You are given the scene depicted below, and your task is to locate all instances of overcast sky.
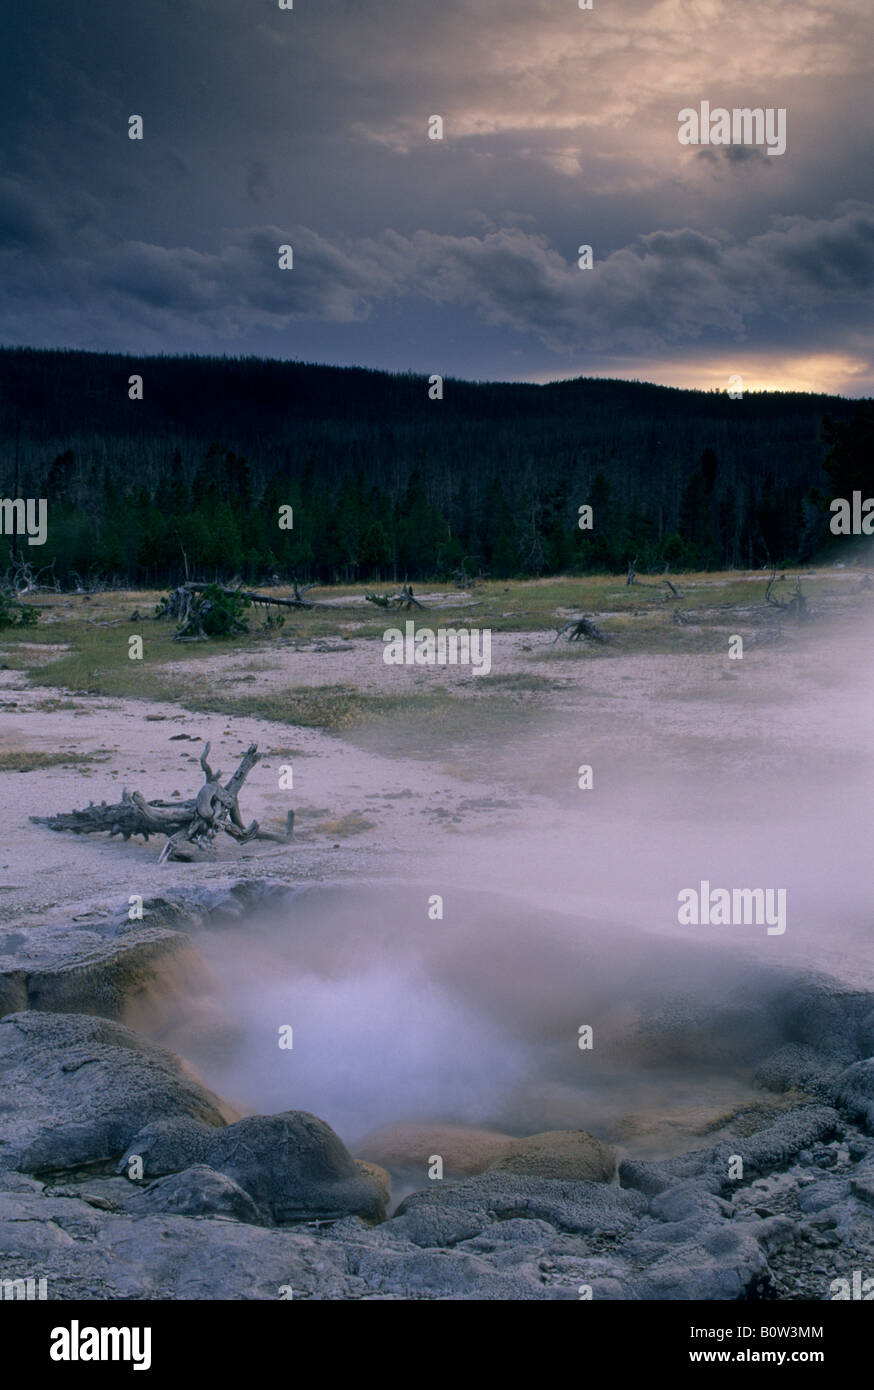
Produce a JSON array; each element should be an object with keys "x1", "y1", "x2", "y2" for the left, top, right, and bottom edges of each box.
[{"x1": 1, "y1": 0, "x2": 872, "y2": 393}]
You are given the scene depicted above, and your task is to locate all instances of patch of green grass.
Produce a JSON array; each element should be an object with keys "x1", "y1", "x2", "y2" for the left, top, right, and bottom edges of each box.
[
  {"x1": 7, "y1": 571, "x2": 849, "y2": 715},
  {"x1": 24, "y1": 621, "x2": 208, "y2": 696},
  {"x1": 185, "y1": 681, "x2": 534, "y2": 756},
  {"x1": 187, "y1": 684, "x2": 369, "y2": 730},
  {"x1": 0, "y1": 749, "x2": 113, "y2": 773}
]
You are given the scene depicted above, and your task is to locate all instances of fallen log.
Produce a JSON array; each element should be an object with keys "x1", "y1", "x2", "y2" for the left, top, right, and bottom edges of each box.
[
  {"x1": 156, "y1": 581, "x2": 318, "y2": 640},
  {"x1": 180, "y1": 582, "x2": 315, "y2": 610},
  {"x1": 365, "y1": 582, "x2": 424, "y2": 611},
  {"x1": 30, "y1": 741, "x2": 294, "y2": 863}
]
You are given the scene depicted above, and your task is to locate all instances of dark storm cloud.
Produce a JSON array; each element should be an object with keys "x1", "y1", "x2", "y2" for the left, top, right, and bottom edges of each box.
[
  {"x1": 698, "y1": 146, "x2": 769, "y2": 167},
  {"x1": 0, "y1": 0, "x2": 872, "y2": 390},
  {"x1": 356, "y1": 208, "x2": 874, "y2": 352},
  {"x1": 97, "y1": 226, "x2": 389, "y2": 326},
  {"x1": 0, "y1": 178, "x2": 56, "y2": 250},
  {"x1": 4, "y1": 207, "x2": 870, "y2": 362}
]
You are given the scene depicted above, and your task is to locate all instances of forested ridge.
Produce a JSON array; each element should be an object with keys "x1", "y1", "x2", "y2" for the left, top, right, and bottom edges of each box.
[{"x1": 0, "y1": 347, "x2": 871, "y2": 587}]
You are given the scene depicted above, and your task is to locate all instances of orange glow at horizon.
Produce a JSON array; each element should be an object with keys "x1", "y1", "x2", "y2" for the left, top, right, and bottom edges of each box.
[{"x1": 530, "y1": 353, "x2": 873, "y2": 397}]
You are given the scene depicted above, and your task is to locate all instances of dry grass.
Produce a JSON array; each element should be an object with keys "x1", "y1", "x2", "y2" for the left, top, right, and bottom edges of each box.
[{"x1": 311, "y1": 812, "x2": 377, "y2": 837}]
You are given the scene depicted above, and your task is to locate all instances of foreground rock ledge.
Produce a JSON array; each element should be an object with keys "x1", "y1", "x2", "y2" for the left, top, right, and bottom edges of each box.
[
  {"x1": 0, "y1": 1011, "x2": 229, "y2": 1174},
  {"x1": 3, "y1": 925, "x2": 874, "y2": 1297},
  {"x1": 0, "y1": 880, "x2": 290, "y2": 1022},
  {"x1": 0, "y1": 1011, "x2": 386, "y2": 1225}
]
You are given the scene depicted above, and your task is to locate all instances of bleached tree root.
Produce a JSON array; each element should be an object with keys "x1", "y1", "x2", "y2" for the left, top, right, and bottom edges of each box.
[{"x1": 31, "y1": 742, "x2": 294, "y2": 863}]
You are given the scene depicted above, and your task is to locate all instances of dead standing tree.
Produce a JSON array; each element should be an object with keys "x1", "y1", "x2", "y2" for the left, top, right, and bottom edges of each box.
[
  {"x1": 31, "y1": 742, "x2": 294, "y2": 863},
  {"x1": 626, "y1": 556, "x2": 683, "y2": 600},
  {"x1": 765, "y1": 568, "x2": 810, "y2": 622},
  {"x1": 4, "y1": 557, "x2": 60, "y2": 596}
]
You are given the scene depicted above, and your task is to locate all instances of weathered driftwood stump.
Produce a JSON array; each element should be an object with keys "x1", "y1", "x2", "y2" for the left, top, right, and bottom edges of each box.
[
  {"x1": 30, "y1": 742, "x2": 294, "y2": 863},
  {"x1": 554, "y1": 615, "x2": 613, "y2": 643}
]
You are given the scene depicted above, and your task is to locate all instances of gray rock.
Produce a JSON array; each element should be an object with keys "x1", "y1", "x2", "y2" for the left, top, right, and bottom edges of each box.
[
  {"x1": 623, "y1": 1105, "x2": 842, "y2": 1193},
  {"x1": 649, "y1": 1181, "x2": 731, "y2": 1225},
  {"x1": 394, "y1": 1172, "x2": 646, "y2": 1237},
  {"x1": 848, "y1": 1137, "x2": 874, "y2": 1161},
  {"x1": 745, "y1": 1215, "x2": 798, "y2": 1253},
  {"x1": 754, "y1": 1044, "x2": 847, "y2": 1102},
  {"x1": 858, "y1": 1011, "x2": 874, "y2": 1057},
  {"x1": 0, "y1": 1011, "x2": 228, "y2": 1174},
  {"x1": 0, "y1": 879, "x2": 292, "y2": 1023},
  {"x1": 0, "y1": 1174, "x2": 357, "y2": 1299},
  {"x1": 105, "y1": 880, "x2": 291, "y2": 932},
  {"x1": 341, "y1": 1242, "x2": 508, "y2": 1298},
  {"x1": 850, "y1": 1171, "x2": 874, "y2": 1208},
  {"x1": 121, "y1": 1111, "x2": 387, "y2": 1224},
  {"x1": 45, "y1": 1175, "x2": 150, "y2": 1214},
  {"x1": 139, "y1": 1165, "x2": 269, "y2": 1224},
  {"x1": 721, "y1": 1106, "x2": 843, "y2": 1179},
  {"x1": 388, "y1": 1202, "x2": 490, "y2": 1250},
  {"x1": 618, "y1": 1158, "x2": 675, "y2": 1196},
  {"x1": 631, "y1": 1223, "x2": 769, "y2": 1300},
  {"x1": 0, "y1": 1171, "x2": 44, "y2": 1195},
  {"x1": 0, "y1": 924, "x2": 190, "y2": 1020},
  {"x1": 797, "y1": 1178, "x2": 851, "y2": 1213},
  {"x1": 116, "y1": 1116, "x2": 215, "y2": 1174},
  {"x1": 834, "y1": 1060, "x2": 874, "y2": 1132},
  {"x1": 770, "y1": 977, "x2": 874, "y2": 1057},
  {"x1": 464, "y1": 1217, "x2": 556, "y2": 1245},
  {"x1": 0, "y1": 1168, "x2": 575, "y2": 1299},
  {"x1": 624, "y1": 1220, "x2": 714, "y2": 1254}
]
